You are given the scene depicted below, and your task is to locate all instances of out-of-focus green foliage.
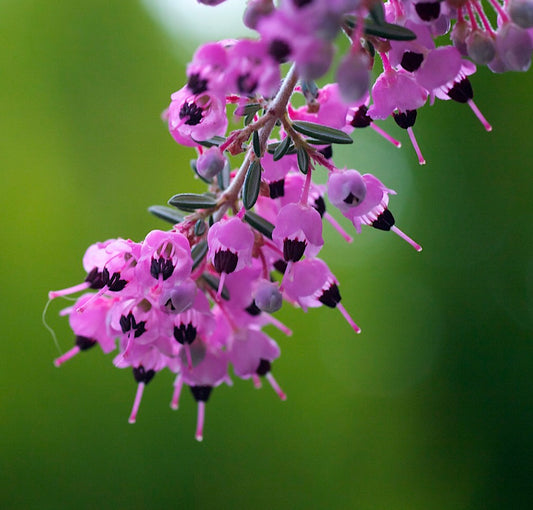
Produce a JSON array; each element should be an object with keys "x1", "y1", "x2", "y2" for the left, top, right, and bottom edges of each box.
[{"x1": 1, "y1": 2, "x2": 531, "y2": 509}]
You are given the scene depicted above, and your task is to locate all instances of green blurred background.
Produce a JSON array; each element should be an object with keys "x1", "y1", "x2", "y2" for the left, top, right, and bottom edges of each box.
[{"x1": 1, "y1": 1, "x2": 532, "y2": 508}]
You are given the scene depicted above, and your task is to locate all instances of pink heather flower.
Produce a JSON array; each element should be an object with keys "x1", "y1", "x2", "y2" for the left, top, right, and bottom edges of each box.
[
  {"x1": 272, "y1": 203, "x2": 324, "y2": 262},
  {"x1": 387, "y1": 21, "x2": 435, "y2": 70},
  {"x1": 53, "y1": 293, "x2": 117, "y2": 367},
  {"x1": 167, "y1": 86, "x2": 228, "y2": 147},
  {"x1": 282, "y1": 257, "x2": 360, "y2": 332},
  {"x1": 328, "y1": 170, "x2": 422, "y2": 251},
  {"x1": 207, "y1": 217, "x2": 255, "y2": 274},
  {"x1": 228, "y1": 328, "x2": 286, "y2": 399},
  {"x1": 113, "y1": 344, "x2": 169, "y2": 424},
  {"x1": 136, "y1": 230, "x2": 192, "y2": 289},
  {"x1": 226, "y1": 39, "x2": 281, "y2": 98},
  {"x1": 176, "y1": 340, "x2": 231, "y2": 441},
  {"x1": 186, "y1": 41, "x2": 229, "y2": 95},
  {"x1": 369, "y1": 68, "x2": 428, "y2": 120}
]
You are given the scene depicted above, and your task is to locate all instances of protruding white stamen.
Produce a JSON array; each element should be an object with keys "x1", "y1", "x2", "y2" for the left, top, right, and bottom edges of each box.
[
  {"x1": 54, "y1": 346, "x2": 81, "y2": 367},
  {"x1": 170, "y1": 375, "x2": 183, "y2": 410},
  {"x1": 467, "y1": 99, "x2": 492, "y2": 132},
  {"x1": 265, "y1": 314, "x2": 293, "y2": 337},
  {"x1": 195, "y1": 401, "x2": 206, "y2": 442},
  {"x1": 216, "y1": 272, "x2": 227, "y2": 300},
  {"x1": 48, "y1": 282, "x2": 91, "y2": 300},
  {"x1": 252, "y1": 374, "x2": 262, "y2": 389},
  {"x1": 407, "y1": 127, "x2": 426, "y2": 165},
  {"x1": 128, "y1": 382, "x2": 145, "y2": 424},
  {"x1": 370, "y1": 122, "x2": 402, "y2": 147},
  {"x1": 324, "y1": 212, "x2": 353, "y2": 243},
  {"x1": 266, "y1": 372, "x2": 287, "y2": 400},
  {"x1": 391, "y1": 226, "x2": 423, "y2": 252},
  {"x1": 337, "y1": 303, "x2": 361, "y2": 334}
]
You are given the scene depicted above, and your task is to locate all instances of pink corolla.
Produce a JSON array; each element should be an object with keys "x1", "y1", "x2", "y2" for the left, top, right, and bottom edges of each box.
[
  {"x1": 207, "y1": 216, "x2": 255, "y2": 296},
  {"x1": 175, "y1": 341, "x2": 231, "y2": 441},
  {"x1": 327, "y1": 170, "x2": 422, "y2": 251},
  {"x1": 228, "y1": 328, "x2": 286, "y2": 399},
  {"x1": 225, "y1": 39, "x2": 281, "y2": 98},
  {"x1": 167, "y1": 86, "x2": 228, "y2": 147},
  {"x1": 283, "y1": 257, "x2": 360, "y2": 332},
  {"x1": 136, "y1": 230, "x2": 192, "y2": 289},
  {"x1": 53, "y1": 293, "x2": 117, "y2": 367},
  {"x1": 369, "y1": 68, "x2": 427, "y2": 120},
  {"x1": 272, "y1": 203, "x2": 324, "y2": 263}
]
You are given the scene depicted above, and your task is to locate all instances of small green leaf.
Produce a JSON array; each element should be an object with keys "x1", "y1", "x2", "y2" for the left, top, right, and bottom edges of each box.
[
  {"x1": 243, "y1": 160, "x2": 262, "y2": 210},
  {"x1": 292, "y1": 121, "x2": 353, "y2": 144},
  {"x1": 168, "y1": 193, "x2": 217, "y2": 212},
  {"x1": 241, "y1": 103, "x2": 262, "y2": 116},
  {"x1": 195, "y1": 135, "x2": 227, "y2": 148},
  {"x1": 201, "y1": 273, "x2": 230, "y2": 300},
  {"x1": 217, "y1": 160, "x2": 230, "y2": 190},
  {"x1": 363, "y1": 19, "x2": 417, "y2": 41},
  {"x1": 252, "y1": 130, "x2": 261, "y2": 157},
  {"x1": 297, "y1": 147, "x2": 310, "y2": 174},
  {"x1": 148, "y1": 205, "x2": 185, "y2": 225},
  {"x1": 369, "y1": 1, "x2": 386, "y2": 25},
  {"x1": 194, "y1": 219, "x2": 206, "y2": 236},
  {"x1": 191, "y1": 240, "x2": 208, "y2": 271},
  {"x1": 244, "y1": 112, "x2": 255, "y2": 125},
  {"x1": 244, "y1": 211, "x2": 274, "y2": 239},
  {"x1": 273, "y1": 135, "x2": 292, "y2": 161}
]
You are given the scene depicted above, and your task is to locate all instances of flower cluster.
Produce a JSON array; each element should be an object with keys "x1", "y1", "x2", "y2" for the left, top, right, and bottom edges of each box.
[{"x1": 49, "y1": 0, "x2": 531, "y2": 440}]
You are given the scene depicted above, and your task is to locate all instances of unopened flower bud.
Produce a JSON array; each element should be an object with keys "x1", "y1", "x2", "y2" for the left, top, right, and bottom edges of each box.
[
  {"x1": 197, "y1": 0, "x2": 227, "y2": 5},
  {"x1": 243, "y1": 0, "x2": 275, "y2": 29},
  {"x1": 336, "y1": 51, "x2": 370, "y2": 104},
  {"x1": 467, "y1": 31, "x2": 496, "y2": 64},
  {"x1": 196, "y1": 146, "x2": 226, "y2": 180},
  {"x1": 509, "y1": 0, "x2": 533, "y2": 28},
  {"x1": 450, "y1": 19, "x2": 470, "y2": 56},
  {"x1": 254, "y1": 280, "x2": 282, "y2": 313},
  {"x1": 491, "y1": 23, "x2": 533, "y2": 72}
]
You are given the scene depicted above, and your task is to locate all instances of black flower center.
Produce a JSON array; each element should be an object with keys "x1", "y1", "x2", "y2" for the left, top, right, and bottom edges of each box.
[
  {"x1": 401, "y1": 51, "x2": 424, "y2": 72},
  {"x1": 268, "y1": 39, "x2": 291, "y2": 63},
  {"x1": 190, "y1": 385, "x2": 213, "y2": 402},
  {"x1": 269, "y1": 179, "x2": 285, "y2": 199},
  {"x1": 318, "y1": 283, "x2": 341, "y2": 308},
  {"x1": 447, "y1": 77, "x2": 473, "y2": 103},
  {"x1": 237, "y1": 73, "x2": 258, "y2": 95},
  {"x1": 283, "y1": 239, "x2": 307, "y2": 262},
  {"x1": 393, "y1": 109, "x2": 417, "y2": 129},
  {"x1": 120, "y1": 312, "x2": 147, "y2": 338},
  {"x1": 415, "y1": 2, "x2": 441, "y2": 21},
  {"x1": 150, "y1": 256, "x2": 175, "y2": 281},
  {"x1": 173, "y1": 323, "x2": 197, "y2": 345},
  {"x1": 133, "y1": 365, "x2": 155, "y2": 384},
  {"x1": 213, "y1": 249, "x2": 239, "y2": 274},
  {"x1": 371, "y1": 208, "x2": 396, "y2": 231},
  {"x1": 351, "y1": 105, "x2": 372, "y2": 128},
  {"x1": 179, "y1": 102, "x2": 204, "y2": 126},
  {"x1": 187, "y1": 73, "x2": 208, "y2": 95}
]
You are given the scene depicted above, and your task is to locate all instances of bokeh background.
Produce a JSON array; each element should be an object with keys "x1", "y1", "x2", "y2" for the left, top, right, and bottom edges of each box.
[{"x1": 1, "y1": 1, "x2": 532, "y2": 508}]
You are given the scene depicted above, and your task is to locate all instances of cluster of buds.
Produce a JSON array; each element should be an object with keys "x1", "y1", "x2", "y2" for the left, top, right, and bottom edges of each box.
[{"x1": 49, "y1": 0, "x2": 531, "y2": 440}]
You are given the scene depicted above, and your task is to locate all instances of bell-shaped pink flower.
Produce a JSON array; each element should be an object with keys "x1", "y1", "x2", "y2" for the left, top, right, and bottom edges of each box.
[
  {"x1": 167, "y1": 86, "x2": 228, "y2": 147},
  {"x1": 272, "y1": 203, "x2": 324, "y2": 262}
]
